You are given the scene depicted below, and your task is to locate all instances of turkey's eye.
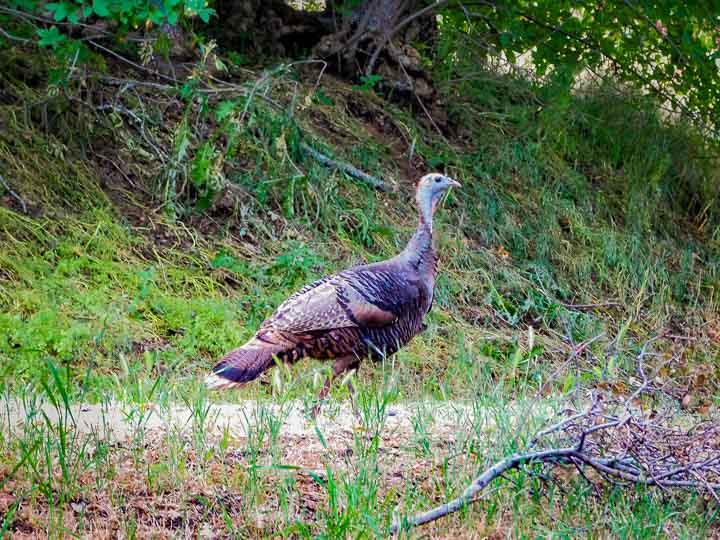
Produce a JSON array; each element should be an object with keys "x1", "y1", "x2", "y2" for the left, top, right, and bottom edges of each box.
[{"x1": 435, "y1": 177, "x2": 442, "y2": 183}]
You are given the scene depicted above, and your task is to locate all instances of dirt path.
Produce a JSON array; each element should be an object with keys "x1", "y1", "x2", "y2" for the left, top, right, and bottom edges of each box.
[
  {"x1": 0, "y1": 396, "x2": 558, "y2": 537},
  {"x1": 1, "y1": 398, "x2": 483, "y2": 446}
]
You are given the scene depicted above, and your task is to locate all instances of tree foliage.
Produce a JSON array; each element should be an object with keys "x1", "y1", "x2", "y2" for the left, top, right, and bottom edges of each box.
[
  {"x1": 8, "y1": 0, "x2": 213, "y2": 27},
  {"x1": 447, "y1": 1, "x2": 720, "y2": 135},
  {"x1": 3, "y1": 0, "x2": 719, "y2": 134}
]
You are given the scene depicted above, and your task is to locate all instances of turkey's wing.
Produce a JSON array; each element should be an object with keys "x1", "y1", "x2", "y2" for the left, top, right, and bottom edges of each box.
[{"x1": 262, "y1": 270, "x2": 418, "y2": 334}]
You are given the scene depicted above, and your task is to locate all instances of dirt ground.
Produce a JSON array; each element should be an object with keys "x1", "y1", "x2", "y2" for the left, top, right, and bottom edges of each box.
[
  {"x1": 1, "y1": 397, "x2": 484, "y2": 450},
  {"x1": 1, "y1": 397, "x2": 514, "y2": 538}
]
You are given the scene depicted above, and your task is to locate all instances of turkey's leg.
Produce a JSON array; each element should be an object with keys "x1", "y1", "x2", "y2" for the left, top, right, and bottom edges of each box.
[{"x1": 312, "y1": 356, "x2": 359, "y2": 418}]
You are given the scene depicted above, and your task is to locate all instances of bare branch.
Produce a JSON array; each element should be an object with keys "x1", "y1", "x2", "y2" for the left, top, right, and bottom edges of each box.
[
  {"x1": 529, "y1": 396, "x2": 597, "y2": 448},
  {"x1": 390, "y1": 0, "x2": 449, "y2": 38},
  {"x1": 86, "y1": 40, "x2": 179, "y2": 83},
  {"x1": 0, "y1": 26, "x2": 31, "y2": 44},
  {"x1": 0, "y1": 174, "x2": 28, "y2": 213},
  {"x1": 390, "y1": 445, "x2": 580, "y2": 533},
  {"x1": 393, "y1": 337, "x2": 720, "y2": 534},
  {"x1": 300, "y1": 142, "x2": 386, "y2": 190},
  {"x1": 560, "y1": 301, "x2": 621, "y2": 310}
]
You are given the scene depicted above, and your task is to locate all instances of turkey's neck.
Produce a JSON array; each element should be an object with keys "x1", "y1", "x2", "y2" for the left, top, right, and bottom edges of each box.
[
  {"x1": 401, "y1": 190, "x2": 437, "y2": 275},
  {"x1": 417, "y1": 187, "x2": 436, "y2": 233}
]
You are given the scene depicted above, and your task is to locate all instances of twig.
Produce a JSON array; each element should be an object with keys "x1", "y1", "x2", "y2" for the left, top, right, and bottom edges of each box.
[
  {"x1": 691, "y1": 470, "x2": 720, "y2": 504},
  {"x1": 529, "y1": 397, "x2": 597, "y2": 448},
  {"x1": 0, "y1": 174, "x2": 28, "y2": 213},
  {"x1": 300, "y1": 142, "x2": 386, "y2": 190},
  {"x1": 396, "y1": 60, "x2": 450, "y2": 145},
  {"x1": 560, "y1": 301, "x2": 621, "y2": 310},
  {"x1": 86, "y1": 40, "x2": 178, "y2": 84},
  {"x1": 0, "y1": 26, "x2": 31, "y2": 44},
  {"x1": 97, "y1": 103, "x2": 144, "y2": 125},
  {"x1": 390, "y1": 0, "x2": 449, "y2": 39},
  {"x1": 68, "y1": 96, "x2": 167, "y2": 163},
  {"x1": 86, "y1": 76, "x2": 175, "y2": 91},
  {"x1": 665, "y1": 334, "x2": 697, "y2": 341},
  {"x1": 572, "y1": 332, "x2": 606, "y2": 357},
  {"x1": 95, "y1": 154, "x2": 149, "y2": 195}
]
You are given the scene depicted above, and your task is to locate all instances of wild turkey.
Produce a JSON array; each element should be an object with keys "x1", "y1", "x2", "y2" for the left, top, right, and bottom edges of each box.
[{"x1": 205, "y1": 173, "x2": 460, "y2": 406}]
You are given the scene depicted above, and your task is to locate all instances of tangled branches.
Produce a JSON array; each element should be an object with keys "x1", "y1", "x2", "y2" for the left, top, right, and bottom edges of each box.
[{"x1": 392, "y1": 347, "x2": 720, "y2": 533}]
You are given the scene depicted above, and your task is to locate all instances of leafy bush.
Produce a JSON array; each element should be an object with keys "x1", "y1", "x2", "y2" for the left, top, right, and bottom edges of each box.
[{"x1": 11, "y1": 0, "x2": 213, "y2": 27}]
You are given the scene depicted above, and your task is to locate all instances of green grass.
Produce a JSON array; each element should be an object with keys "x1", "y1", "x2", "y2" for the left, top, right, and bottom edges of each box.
[{"x1": 0, "y1": 42, "x2": 718, "y2": 537}]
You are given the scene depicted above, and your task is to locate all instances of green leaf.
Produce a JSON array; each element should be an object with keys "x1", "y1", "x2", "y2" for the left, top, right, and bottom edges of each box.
[
  {"x1": 313, "y1": 89, "x2": 334, "y2": 106},
  {"x1": 37, "y1": 26, "x2": 67, "y2": 48},
  {"x1": 0, "y1": 501, "x2": 19, "y2": 539},
  {"x1": 498, "y1": 32, "x2": 511, "y2": 49},
  {"x1": 45, "y1": 2, "x2": 69, "y2": 21},
  {"x1": 195, "y1": 194, "x2": 213, "y2": 211},
  {"x1": 215, "y1": 100, "x2": 236, "y2": 122},
  {"x1": 210, "y1": 252, "x2": 237, "y2": 270},
  {"x1": 198, "y1": 7, "x2": 214, "y2": 23},
  {"x1": 92, "y1": 0, "x2": 110, "y2": 17}
]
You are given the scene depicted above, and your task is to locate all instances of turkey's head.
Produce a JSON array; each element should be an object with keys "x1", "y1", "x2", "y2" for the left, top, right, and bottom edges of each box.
[{"x1": 416, "y1": 173, "x2": 460, "y2": 221}]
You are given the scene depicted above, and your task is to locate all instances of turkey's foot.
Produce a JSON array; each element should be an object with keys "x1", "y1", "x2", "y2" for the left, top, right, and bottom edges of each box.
[
  {"x1": 310, "y1": 356, "x2": 359, "y2": 419},
  {"x1": 346, "y1": 378, "x2": 363, "y2": 423},
  {"x1": 310, "y1": 376, "x2": 332, "y2": 419}
]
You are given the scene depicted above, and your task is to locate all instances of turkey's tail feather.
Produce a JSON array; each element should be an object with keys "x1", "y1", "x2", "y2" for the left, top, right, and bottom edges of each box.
[{"x1": 205, "y1": 337, "x2": 286, "y2": 390}]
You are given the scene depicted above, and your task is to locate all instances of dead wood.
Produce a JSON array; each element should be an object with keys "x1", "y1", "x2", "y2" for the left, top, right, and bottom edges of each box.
[
  {"x1": 300, "y1": 142, "x2": 386, "y2": 190},
  {"x1": 391, "y1": 342, "x2": 720, "y2": 534}
]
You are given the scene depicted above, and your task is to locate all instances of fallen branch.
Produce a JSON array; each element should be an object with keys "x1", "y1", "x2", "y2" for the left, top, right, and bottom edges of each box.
[
  {"x1": 391, "y1": 343, "x2": 720, "y2": 534},
  {"x1": 300, "y1": 142, "x2": 386, "y2": 190},
  {"x1": 0, "y1": 174, "x2": 28, "y2": 213},
  {"x1": 390, "y1": 446, "x2": 579, "y2": 532},
  {"x1": 392, "y1": 418, "x2": 720, "y2": 534}
]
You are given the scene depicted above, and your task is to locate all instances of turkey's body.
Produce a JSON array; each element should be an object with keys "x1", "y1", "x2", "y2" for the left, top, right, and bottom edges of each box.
[{"x1": 206, "y1": 173, "x2": 457, "y2": 392}]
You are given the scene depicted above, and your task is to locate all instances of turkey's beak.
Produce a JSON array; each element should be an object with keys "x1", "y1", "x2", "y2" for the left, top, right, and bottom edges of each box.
[{"x1": 448, "y1": 178, "x2": 461, "y2": 188}]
